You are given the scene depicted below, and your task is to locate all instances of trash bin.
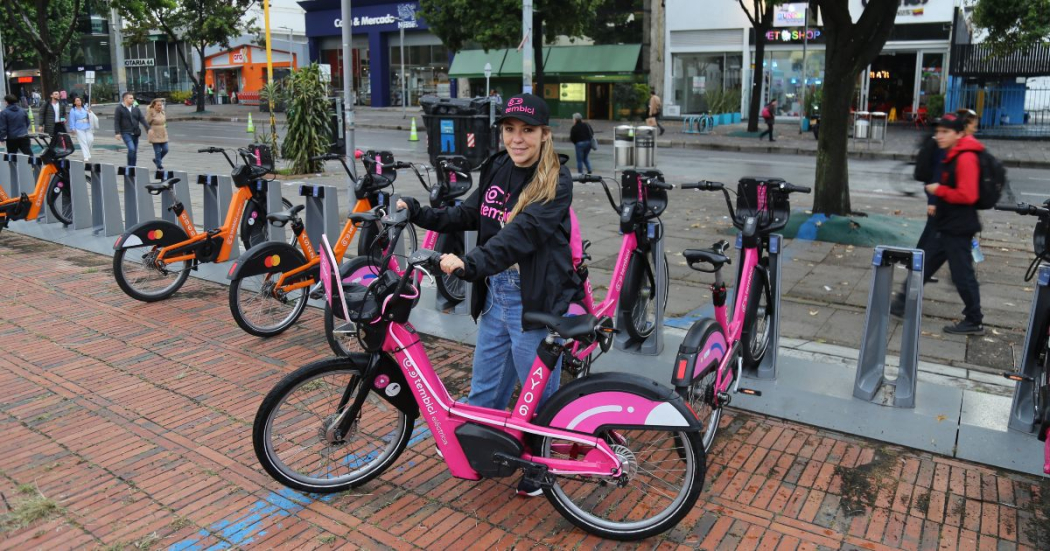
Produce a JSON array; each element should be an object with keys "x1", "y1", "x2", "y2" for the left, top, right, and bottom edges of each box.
[
  {"x1": 328, "y1": 97, "x2": 345, "y2": 154},
  {"x1": 870, "y1": 111, "x2": 887, "y2": 141},
  {"x1": 420, "y1": 96, "x2": 503, "y2": 169},
  {"x1": 613, "y1": 125, "x2": 635, "y2": 169},
  {"x1": 635, "y1": 126, "x2": 656, "y2": 168},
  {"x1": 854, "y1": 112, "x2": 870, "y2": 139}
]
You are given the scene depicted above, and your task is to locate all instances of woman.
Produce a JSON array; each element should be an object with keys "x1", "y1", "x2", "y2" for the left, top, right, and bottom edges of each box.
[
  {"x1": 145, "y1": 99, "x2": 169, "y2": 170},
  {"x1": 758, "y1": 98, "x2": 777, "y2": 142},
  {"x1": 67, "y1": 97, "x2": 94, "y2": 162},
  {"x1": 397, "y1": 94, "x2": 576, "y2": 496},
  {"x1": 569, "y1": 113, "x2": 593, "y2": 175}
]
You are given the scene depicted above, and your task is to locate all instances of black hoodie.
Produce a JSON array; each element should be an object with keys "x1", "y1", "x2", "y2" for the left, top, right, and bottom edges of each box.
[{"x1": 404, "y1": 151, "x2": 576, "y2": 330}]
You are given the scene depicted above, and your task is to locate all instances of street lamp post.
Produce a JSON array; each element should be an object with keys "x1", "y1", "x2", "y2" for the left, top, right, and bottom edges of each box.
[
  {"x1": 522, "y1": 0, "x2": 533, "y2": 93},
  {"x1": 340, "y1": 0, "x2": 356, "y2": 180},
  {"x1": 0, "y1": 30, "x2": 7, "y2": 99},
  {"x1": 400, "y1": 23, "x2": 406, "y2": 118}
]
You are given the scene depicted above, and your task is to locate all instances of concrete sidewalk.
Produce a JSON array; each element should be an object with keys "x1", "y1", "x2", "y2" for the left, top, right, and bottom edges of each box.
[
  {"x1": 0, "y1": 232, "x2": 1046, "y2": 549},
  {"x1": 112, "y1": 102, "x2": 1050, "y2": 169}
]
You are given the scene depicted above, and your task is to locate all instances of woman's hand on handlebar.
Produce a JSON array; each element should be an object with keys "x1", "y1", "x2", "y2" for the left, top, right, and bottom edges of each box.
[
  {"x1": 439, "y1": 254, "x2": 464, "y2": 276},
  {"x1": 396, "y1": 199, "x2": 409, "y2": 211}
]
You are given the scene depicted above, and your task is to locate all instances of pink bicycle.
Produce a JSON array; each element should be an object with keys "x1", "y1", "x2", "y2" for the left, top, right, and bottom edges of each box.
[
  {"x1": 253, "y1": 207, "x2": 707, "y2": 540},
  {"x1": 565, "y1": 170, "x2": 672, "y2": 375},
  {"x1": 673, "y1": 178, "x2": 810, "y2": 451}
]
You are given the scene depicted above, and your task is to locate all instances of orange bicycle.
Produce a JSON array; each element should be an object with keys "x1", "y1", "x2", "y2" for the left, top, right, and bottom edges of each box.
[
  {"x1": 226, "y1": 150, "x2": 417, "y2": 337},
  {"x1": 112, "y1": 145, "x2": 291, "y2": 302},
  {"x1": 0, "y1": 133, "x2": 76, "y2": 232}
]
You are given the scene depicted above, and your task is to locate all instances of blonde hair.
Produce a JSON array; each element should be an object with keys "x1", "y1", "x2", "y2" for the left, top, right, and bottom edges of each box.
[
  {"x1": 507, "y1": 126, "x2": 560, "y2": 222},
  {"x1": 150, "y1": 98, "x2": 164, "y2": 109}
]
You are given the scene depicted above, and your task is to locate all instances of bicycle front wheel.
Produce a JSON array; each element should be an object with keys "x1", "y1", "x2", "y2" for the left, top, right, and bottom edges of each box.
[
  {"x1": 46, "y1": 171, "x2": 72, "y2": 225},
  {"x1": 253, "y1": 357, "x2": 413, "y2": 493},
  {"x1": 741, "y1": 264, "x2": 773, "y2": 367},
  {"x1": 434, "y1": 232, "x2": 466, "y2": 304},
  {"x1": 229, "y1": 271, "x2": 309, "y2": 337},
  {"x1": 113, "y1": 245, "x2": 191, "y2": 302},
  {"x1": 619, "y1": 251, "x2": 670, "y2": 341},
  {"x1": 536, "y1": 427, "x2": 705, "y2": 540}
]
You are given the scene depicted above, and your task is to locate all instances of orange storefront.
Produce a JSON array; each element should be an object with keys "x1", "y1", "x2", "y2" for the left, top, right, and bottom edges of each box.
[{"x1": 204, "y1": 45, "x2": 298, "y2": 99}]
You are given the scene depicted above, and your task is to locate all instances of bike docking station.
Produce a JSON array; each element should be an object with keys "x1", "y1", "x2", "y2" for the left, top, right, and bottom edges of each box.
[
  {"x1": 1007, "y1": 263, "x2": 1050, "y2": 435},
  {"x1": 119, "y1": 166, "x2": 155, "y2": 228},
  {"x1": 196, "y1": 174, "x2": 234, "y2": 233},
  {"x1": 613, "y1": 220, "x2": 668, "y2": 356},
  {"x1": 92, "y1": 163, "x2": 124, "y2": 237},
  {"x1": 744, "y1": 233, "x2": 784, "y2": 380},
  {"x1": 154, "y1": 170, "x2": 192, "y2": 227},
  {"x1": 67, "y1": 159, "x2": 92, "y2": 230},
  {"x1": 854, "y1": 246, "x2": 924, "y2": 407},
  {"x1": 3, "y1": 152, "x2": 31, "y2": 197},
  {"x1": 434, "y1": 231, "x2": 475, "y2": 316},
  {"x1": 299, "y1": 183, "x2": 339, "y2": 252}
]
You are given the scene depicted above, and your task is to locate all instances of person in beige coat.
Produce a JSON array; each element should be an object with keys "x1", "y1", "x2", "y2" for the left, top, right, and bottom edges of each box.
[{"x1": 146, "y1": 99, "x2": 169, "y2": 169}]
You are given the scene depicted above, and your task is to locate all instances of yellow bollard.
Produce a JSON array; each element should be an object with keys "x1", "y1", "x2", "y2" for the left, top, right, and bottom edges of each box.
[
  {"x1": 28, "y1": 108, "x2": 36, "y2": 134},
  {"x1": 408, "y1": 117, "x2": 419, "y2": 142}
]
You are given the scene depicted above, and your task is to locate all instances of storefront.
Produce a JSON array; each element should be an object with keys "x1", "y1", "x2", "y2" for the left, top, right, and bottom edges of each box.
[
  {"x1": 449, "y1": 44, "x2": 643, "y2": 120},
  {"x1": 204, "y1": 45, "x2": 299, "y2": 99},
  {"x1": 664, "y1": 0, "x2": 953, "y2": 119},
  {"x1": 123, "y1": 38, "x2": 197, "y2": 94},
  {"x1": 299, "y1": 0, "x2": 454, "y2": 107}
]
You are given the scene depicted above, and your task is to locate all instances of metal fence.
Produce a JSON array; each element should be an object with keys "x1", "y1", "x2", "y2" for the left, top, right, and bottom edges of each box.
[{"x1": 946, "y1": 85, "x2": 1050, "y2": 138}]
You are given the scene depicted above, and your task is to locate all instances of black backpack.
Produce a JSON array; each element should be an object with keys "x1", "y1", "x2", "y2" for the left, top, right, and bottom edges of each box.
[
  {"x1": 974, "y1": 149, "x2": 1007, "y2": 210},
  {"x1": 913, "y1": 135, "x2": 938, "y2": 183}
]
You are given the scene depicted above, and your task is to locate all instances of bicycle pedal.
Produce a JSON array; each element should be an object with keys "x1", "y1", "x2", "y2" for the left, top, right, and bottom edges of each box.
[
  {"x1": 737, "y1": 388, "x2": 762, "y2": 397},
  {"x1": 1002, "y1": 372, "x2": 1033, "y2": 383}
]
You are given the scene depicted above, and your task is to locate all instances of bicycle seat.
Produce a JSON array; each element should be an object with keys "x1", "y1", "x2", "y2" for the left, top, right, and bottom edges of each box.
[
  {"x1": 145, "y1": 178, "x2": 180, "y2": 195},
  {"x1": 347, "y1": 211, "x2": 380, "y2": 224},
  {"x1": 684, "y1": 248, "x2": 730, "y2": 271},
  {"x1": 523, "y1": 312, "x2": 598, "y2": 340},
  {"x1": 266, "y1": 204, "x2": 305, "y2": 226}
]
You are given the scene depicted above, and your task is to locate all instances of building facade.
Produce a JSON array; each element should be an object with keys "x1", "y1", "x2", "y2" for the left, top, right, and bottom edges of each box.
[
  {"x1": 299, "y1": 0, "x2": 453, "y2": 107},
  {"x1": 664, "y1": 0, "x2": 955, "y2": 119}
]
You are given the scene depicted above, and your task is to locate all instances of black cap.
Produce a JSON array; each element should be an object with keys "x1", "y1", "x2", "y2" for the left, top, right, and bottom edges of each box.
[
  {"x1": 934, "y1": 113, "x2": 966, "y2": 133},
  {"x1": 495, "y1": 93, "x2": 549, "y2": 126}
]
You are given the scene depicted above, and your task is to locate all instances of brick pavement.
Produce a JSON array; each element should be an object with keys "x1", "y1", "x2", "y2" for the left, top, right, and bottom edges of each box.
[{"x1": 0, "y1": 232, "x2": 1047, "y2": 550}]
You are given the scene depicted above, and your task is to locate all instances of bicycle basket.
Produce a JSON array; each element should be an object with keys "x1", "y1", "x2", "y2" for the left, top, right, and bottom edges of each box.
[
  {"x1": 231, "y1": 163, "x2": 266, "y2": 188},
  {"x1": 40, "y1": 133, "x2": 74, "y2": 163},
  {"x1": 362, "y1": 150, "x2": 397, "y2": 189},
  {"x1": 434, "y1": 155, "x2": 473, "y2": 206},
  {"x1": 620, "y1": 169, "x2": 668, "y2": 219},
  {"x1": 246, "y1": 144, "x2": 275, "y2": 173},
  {"x1": 1035, "y1": 218, "x2": 1048, "y2": 258},
  {"x1": 734, "y1": 177, "x2": 791, "y2": 233}
]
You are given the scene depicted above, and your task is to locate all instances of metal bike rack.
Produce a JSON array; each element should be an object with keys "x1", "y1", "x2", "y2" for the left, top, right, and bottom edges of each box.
[
  {"x1": 854, "y1": 246, "x2": 924, "y2": 408},
  {"x1": 2, "y1": 153, "x2": 23, "y2": 197},
  {"x1": 68, "y1": 159, "x2": 92, "y2": 230},
  {"x1": 16, "y1": 154, "x2": 35, "y2": 199},
  {"x1": 742, "y1": 233, "x2": 784, "y2": 380},
  {"x1": 154, "y1": 170, "x2": 191, "y2": 226},
  {"x1": 614, "y1": 221, "x2": 667, "y2": 356},
  {"x1": 196, "y1": 174, "x2": 233, "y2": 231},
  {"x1": 300, "y1": 184, "x2": 338, "y2": 253},
  {"x1": 119, "y1": 166, "x2": 154, "y2": 227},
  {"x1": 263, "y1": 180, "x2": 285, "y2": 243},
  {"x1": 1007, "y1": 264, "x2": 1050, "y2": 434},
  {"x1": 434, "y1": 230, "x2": 475, "y2": 315},
  {"x1": 93, "y1": 164, "x2": 124, "y2": 236}
]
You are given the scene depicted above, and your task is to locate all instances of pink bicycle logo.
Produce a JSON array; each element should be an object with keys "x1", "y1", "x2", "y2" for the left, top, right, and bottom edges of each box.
[
  {"x1": 484, "y1": 185, "x2": 504, "y2": 204},
  {"x1": 507, "y1": 98, "x2": 524, "y2": 107}
]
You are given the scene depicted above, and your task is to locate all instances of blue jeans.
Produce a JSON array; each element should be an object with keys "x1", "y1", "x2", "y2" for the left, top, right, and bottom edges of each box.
[
  {"x1": 467, "y1": 270, "x2": 561, "y2": 410},
  {"x1": 152, "y1": 142, "x2": 169, "y2": 169},
  {"x1": 574, "y1": 141, "x2": 592, "y2": 174},
  {"x1": 122, "y1": 133, "x2": 139, "y2": 166}
]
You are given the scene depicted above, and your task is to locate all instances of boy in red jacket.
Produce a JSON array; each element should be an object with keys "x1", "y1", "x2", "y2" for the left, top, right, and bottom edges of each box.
[{"x1": 892, "y1": 113, "x2": 984, "y2": 335}]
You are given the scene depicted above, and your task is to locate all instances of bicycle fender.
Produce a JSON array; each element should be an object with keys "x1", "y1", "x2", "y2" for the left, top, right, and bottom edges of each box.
[
  {"x1": 671, "y1": 318, "x2": 727, "y2": 387},
  {"x1": 534, "y1": 373, "x2": 701, "y2": 436},
  {"x1": 227, "y1": 242, "x2": 308, "y2": 280},
  {"x1": 367, "y1": 353, "x2": 420, "y2": 419},
  {"x1": 114, "y1": 220, "x2": 188, "y2": 250}
]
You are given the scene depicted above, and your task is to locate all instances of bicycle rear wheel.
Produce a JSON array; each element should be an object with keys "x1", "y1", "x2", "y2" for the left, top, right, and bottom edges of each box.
[
  {"x1": 535, "y1": 427, "x2": 705, "y2": 540},
  {"x1": 113, "y1": 245, "x2": 191, "y2": 302},
  {"x1": 46, "y1": 171, "x2": 72, "y2": 225},
  {"x1": 253, "y1": 356, "x2": 413, "y2": 493},
  {"x1": 619, "y1": 251, "x2": 670, "y2": 341},
  {"x1": 229, "y1": 269, "x2": 309, "y2": 337}
]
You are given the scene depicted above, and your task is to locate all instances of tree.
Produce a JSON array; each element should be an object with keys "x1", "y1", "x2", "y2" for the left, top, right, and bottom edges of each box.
[
  {"x1": 587, "y1": 0, "x2": 644, "y2": 45},
  {"x1": 419, "y1": 0, "x2": 601, "y2": 94},
  {"x1": 972, "y1": 0, "x2": 1050, "y2": 56},
  {"x1": 114, "y1": 0, "x2": 258, "y2": 112},
  {"x1": 282, "y1": 64, "x2": 329, "y2": 174},
  {"x1": 2, "y1": 0, "x2": 86, "y2": 94},
  {"x1": 811, "y1": 0, "x2": 898, "y2": 216},
  {"x1": 736, "y1": 1, "x2": 779, "y2": 132}
]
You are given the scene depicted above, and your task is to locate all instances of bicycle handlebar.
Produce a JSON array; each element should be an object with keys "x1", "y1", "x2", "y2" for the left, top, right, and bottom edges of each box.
[
  {"x1": 779, "y1": 182, "x2": 811, "y2": 194},
  {"x1": 198, "y1": 147, "x2": 223, "y2": 154},
  {"x1": 309, "y1": 153, "x2": 343, "y2": 162},
  {"x1": 645, "y1": 178, "x2": 674, "y2": 191},
  {"x1": 681, "y1": 180, "x2": 724, "y2": 191},
  {"x1": 995, "y1": 202, "x2": 1050, "y2": 217},
  {"x1": 573, "y1": 174, "x2": 604, "y2": 183}
]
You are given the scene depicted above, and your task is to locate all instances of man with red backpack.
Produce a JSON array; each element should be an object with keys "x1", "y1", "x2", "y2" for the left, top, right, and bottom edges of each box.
[
  {"x1": 758, "y1": 99, "x2": 777, "y2": 142},
  {"x1": 892, "y1": 113, "x2": 985, "y2": 335}
]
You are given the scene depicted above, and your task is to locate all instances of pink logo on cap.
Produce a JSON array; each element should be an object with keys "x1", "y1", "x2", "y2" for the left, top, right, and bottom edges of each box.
[{"x1": 507, "y1": 98, "x2": 524, "y2": 107}]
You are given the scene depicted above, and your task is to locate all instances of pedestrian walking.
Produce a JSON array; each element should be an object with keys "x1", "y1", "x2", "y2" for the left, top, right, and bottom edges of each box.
[
  {"x1": 891, "y1": 113, "x2": 985, "y2": 335},
  {"x1": 31, "y1": 90, "x2": 41, "y2": 108},
  {"x1": 758, "y1": 99, "x2": 777, "y2": 142},
  {"x1": 67, "y1": 97, "x2": 95, "y2": 162},
  {"x1": 569, "y1": 112, "x2": 594, "y2": 175},
  {"x1": 114, "y1": 92, "x2": 149, "y2": 167},
  {"x1": 40, "y1": 90, "x2": 68, "y2": 135},
  {"x1": 647, "y1": 90, "x2": 665, "y2": 136},
  {"x1": 0, "y1": 94, "x2": 34, "y2": 156},
  {"x1": 205, "y1": 83, "x2": 214, "y2": 105},
  {"x1": 489, "y1": 89, "x2": 502, "y2": 105},
  {"x1": 59, "y1": 89, "x2": 68, "y2": 106},
  {"x1": 145, "y1": 98, "x2": 169, "y2": 170}
]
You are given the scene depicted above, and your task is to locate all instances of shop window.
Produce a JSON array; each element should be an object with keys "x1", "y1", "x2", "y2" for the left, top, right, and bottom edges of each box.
[
  {"x1": 672, "y1": 53, "x2": 743, "y2": 114},
  {"x1": 763, "y1": 50, "x2": 825, "y2": 116}
]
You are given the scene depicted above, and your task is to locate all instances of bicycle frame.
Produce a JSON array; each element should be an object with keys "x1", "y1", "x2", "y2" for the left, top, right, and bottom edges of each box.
[
  {"x1": 154, "y1": 184, "x2": 253, "y2": 265},
  {"x1": 0, "y1": 162, "x2": 59, "y2": 222}
]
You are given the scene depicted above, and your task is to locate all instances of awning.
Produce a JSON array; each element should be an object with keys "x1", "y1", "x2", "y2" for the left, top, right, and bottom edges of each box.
[
  {"x1": 448, "y1": 49, "x2": 508, "y2": 78},
  {"x1": 542, "y1": 44, "x2": 641, "y2": 76}
]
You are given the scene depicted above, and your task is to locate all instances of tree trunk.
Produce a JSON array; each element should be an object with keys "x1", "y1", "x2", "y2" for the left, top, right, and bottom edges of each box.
[
  {"x1": 39, "y1": 52, "x2": 60, "y2": 96},
  {"x1": 746, "y1": 34, "x2": 767, "y2": 132},
  {"x1": 812, "y1": 71, "x2": 855, "y2": 215}
]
